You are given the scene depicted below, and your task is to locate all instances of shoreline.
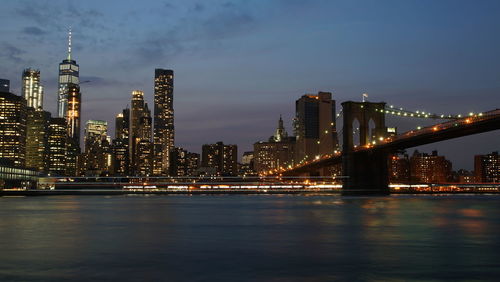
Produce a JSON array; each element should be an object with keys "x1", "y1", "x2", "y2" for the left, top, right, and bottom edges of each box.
[{"x1": 1, "y1": 189, "x2": 499, "y2": 197}]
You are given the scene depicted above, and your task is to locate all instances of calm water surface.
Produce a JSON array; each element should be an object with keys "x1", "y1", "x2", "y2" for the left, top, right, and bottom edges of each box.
[{"x1": 0, "y1": 194, "x2": 499, "y2": 281}]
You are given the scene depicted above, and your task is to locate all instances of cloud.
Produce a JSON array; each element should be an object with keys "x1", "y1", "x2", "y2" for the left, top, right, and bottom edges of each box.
[
  {"x1": 22, "y1": 26, "x2": 47, "y2": 36},
  {"x1": 163, "y1": 2, "x2": 176, "y2": 9},
  {"x1": 131, "y1": 1, "x2": 256, "y2": 65},
  {"x1": 0, "y1": 43, "x2": 27, "y2": 64},
  {"x1": 79, "y1": 75, "x2": 137, "y2": 88},
  {"x1": 192, "y1": 3, "x2": 205, "y2": 12},
  {"x1": 14, "y1": 0, "x2": 108, "y2": 47}
]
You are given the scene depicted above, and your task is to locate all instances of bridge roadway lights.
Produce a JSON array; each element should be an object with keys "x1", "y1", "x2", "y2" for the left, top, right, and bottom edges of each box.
[{"x1": 341, "y1": 150, "x2": 390, "y2": 196}]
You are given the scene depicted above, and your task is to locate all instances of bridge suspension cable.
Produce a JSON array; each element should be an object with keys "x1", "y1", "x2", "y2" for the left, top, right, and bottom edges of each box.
[{"x1": 379, "y1": 104, "x2": 474, "y2": 120}]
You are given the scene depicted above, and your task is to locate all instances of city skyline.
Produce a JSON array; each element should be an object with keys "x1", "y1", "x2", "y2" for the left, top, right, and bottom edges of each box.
[
  {"x1": 1, "y1": 0, "x2": 499, "y2": 169},
  {"x1": 1, "y1": 2, "x2": 500, "y2": 280}
]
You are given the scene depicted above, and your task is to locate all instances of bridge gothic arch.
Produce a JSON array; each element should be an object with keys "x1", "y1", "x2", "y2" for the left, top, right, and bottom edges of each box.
[{"x1": 341, "y1": 101, "x2": 386, "y2": 152}]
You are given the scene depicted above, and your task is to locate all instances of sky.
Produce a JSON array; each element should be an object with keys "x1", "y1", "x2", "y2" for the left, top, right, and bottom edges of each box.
[{"x1": 0, "y1": 0, "x2": 499, "y2": 170}]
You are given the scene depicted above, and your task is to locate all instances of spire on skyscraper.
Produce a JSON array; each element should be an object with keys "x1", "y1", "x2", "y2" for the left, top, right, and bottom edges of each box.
[{"x1": 67, "y1": 27, "x2": 72, "y2": 61}]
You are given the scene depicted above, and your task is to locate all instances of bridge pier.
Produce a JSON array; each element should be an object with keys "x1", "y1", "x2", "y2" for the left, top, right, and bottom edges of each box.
[
  {"x1": 341, "y1": 101, "x2": 389, "y2": 195},
  {"x1": 342, "y1": 149, "x2": 390, "y2": 196}
]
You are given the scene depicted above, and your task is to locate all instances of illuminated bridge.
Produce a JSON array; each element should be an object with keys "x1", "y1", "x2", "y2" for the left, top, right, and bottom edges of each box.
[{"x1": 278, "y1": 101, "x2": 500, "y2": 195}]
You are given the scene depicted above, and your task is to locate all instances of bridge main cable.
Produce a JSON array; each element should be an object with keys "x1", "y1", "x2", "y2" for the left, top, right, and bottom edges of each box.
[{"x1": 380, "y1": 105, "x2": 466, "y2": 120}]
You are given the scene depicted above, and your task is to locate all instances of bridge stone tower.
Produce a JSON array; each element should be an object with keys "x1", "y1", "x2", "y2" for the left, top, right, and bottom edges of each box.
[
  {"x1": 341, "y1": 101, "x2": 389, "y2": 195},
  {"x1": 342, "y1": 101, "x2": 386, "y2": 149}
]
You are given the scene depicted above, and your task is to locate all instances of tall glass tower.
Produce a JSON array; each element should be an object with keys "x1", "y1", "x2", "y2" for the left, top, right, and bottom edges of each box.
[
  {"x1": 57, "y1": 28, "x2": 79, "y2": 118},
  {"x1": 153, "y1": 68, "x2": 174, "y2": 176}
]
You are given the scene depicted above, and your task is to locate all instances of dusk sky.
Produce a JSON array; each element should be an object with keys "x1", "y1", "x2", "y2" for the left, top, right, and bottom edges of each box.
[{"x1": 1, "y1": 0, "x2": 499, "y2": 169}]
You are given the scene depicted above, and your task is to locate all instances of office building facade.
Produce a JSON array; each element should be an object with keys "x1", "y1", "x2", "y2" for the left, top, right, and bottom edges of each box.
[
  {"x1": 26, "y1": 108, "x2": 51, "y2": 172},
  {"x1": 112, "y1": 109, "x2": 130, "y2": 175},
  {"x1": 66, "y1": 83, "x2": 81, "y2": 150},
  {"x1": 475, "y1": 152, "x2": 499, "y2": 183},
  {"x1": 294, "y1": 92, "x2": 338, "y2": 164},
  {"x1": 47, "y1": 118, "x2": 67, "y2": 175},
  {"x1": 82, "y1": 120, "x2": 112, "y2": 176},
  {"x1": 410, "y1": 150, "x2": 452, "y2": 183},
  {"x1": 201, "y1": 142, "x2": 238, "y2": 176},
  {"x1": 169, "y1": 147, "x2": 199, "y2": 177},
  {"x1": 129, "y1": 90, "x2": 153, "y2": 176}
]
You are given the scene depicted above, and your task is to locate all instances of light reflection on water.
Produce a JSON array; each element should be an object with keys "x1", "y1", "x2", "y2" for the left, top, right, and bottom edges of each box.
[{"x1": 0, "y1": 194, "x2": 499, "y2": 281}]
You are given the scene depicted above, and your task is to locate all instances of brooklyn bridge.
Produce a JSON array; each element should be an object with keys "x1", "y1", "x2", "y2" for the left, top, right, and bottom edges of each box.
[{"x1": 271, "y1": 101, "x2": 500, "y2": 195}]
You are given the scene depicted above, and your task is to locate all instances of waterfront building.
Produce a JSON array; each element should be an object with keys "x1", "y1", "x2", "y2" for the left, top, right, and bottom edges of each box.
[
  {"x1": 388, "y1": 153, "x2": 410, "y2": 183},
  {"x1": 254, "y1": 117, "x2": 295, "y2": 174},
  {"x1": 410, "y1": 150, "x2": 452, "y2": 183},
  {"x1": 202, "y1": 142, "x2": 238, "y2": 176},
  {"x1": 153, "y1": 69, "x2": 174, "y2": 176},
  {"x1": 454, "y1": 169, "x2": 474, "y2": 183},
  {"x1": 254, "y1": 141, "x2": 295, "y2": 174},
  {"x1": 0, "y1": 158, "x2": 39, "y2": 189},
  {"x1": 474, "y1": 151, "x2": 499, "y2": 183},
  {"x1": 26, "y1": 108, "x2": 51, "y2": 173},
  {"x1": 0, "y1": 91, "x2": 27, "y2": 167},
  {"x1": 169, "y1": 147, "x2": 199, "y2": 177},
  {"x1": 22, "y1": 68, "x2": 44, "y2": 109},
  {"x1": 129, "y1": 90, "x2": 153, "y2": 176},
  {"x1": 294, "y1": 92, "x2": 338, "y2": 164},
  {"x1": 47, "y1": 118, "x2": 67, "y2": 176}
]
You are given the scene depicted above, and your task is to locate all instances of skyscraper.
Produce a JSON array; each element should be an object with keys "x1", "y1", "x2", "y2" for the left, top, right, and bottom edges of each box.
[
  {"x1": 112, "y1": 108, "x2": 130, "y2": 175},
  {"x1": 294, "y1": 92, "x2": 338, "y2": 164},
  {"x1": 58, "y1": 28, "x2": 79, "y2": 118},
  {"x1": 22, "y1": 68, "x2": 44, "y2": 109},
  {"x1": 64, "y1": 83, "x2": 81, "y2": 176},
  {"x1": 153, "y1": 69, "x2": 174, "y2": 176},
  {"x1": 66, "y1": 83, "x2": 81, "y2": 149},
  {"x1": 129, "y1": 90, "x2": 153, "y2": 176},
  {"x1": 0, "y1": 91, "x2": 27, "y2": 167}
]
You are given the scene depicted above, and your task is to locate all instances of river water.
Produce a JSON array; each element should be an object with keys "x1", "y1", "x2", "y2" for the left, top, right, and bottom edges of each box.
[{"x1": 0, "y1": 194, "x2": 499, "y2": 281}]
